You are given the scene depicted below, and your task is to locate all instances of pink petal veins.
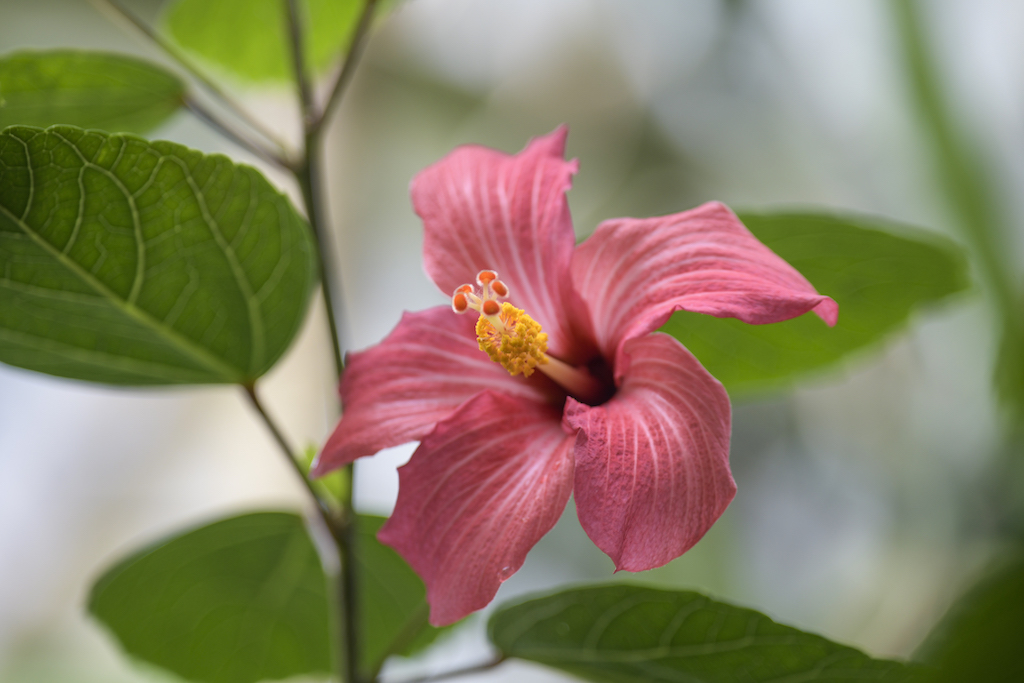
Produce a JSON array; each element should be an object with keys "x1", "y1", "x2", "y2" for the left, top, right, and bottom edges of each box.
[
  {"x1": 379, "y1": 391, "x2": 574, "y2": 626},
  {"x1": 572, "y1": 201, "x2": 838, "y2": 360},
  {"x1": 413, "y1": 127, "x2": 590, "y2": 360},
  {"x1": 565, "y1": 334, "x2": 735, "y2": 571},
  {"x1": 312, "y1": 307, "x2": 549, "y2": 477}
]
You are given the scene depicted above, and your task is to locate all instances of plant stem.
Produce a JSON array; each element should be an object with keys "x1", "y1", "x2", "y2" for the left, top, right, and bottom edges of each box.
[
  {"x1": 92, "y1": 0, "x2": 292, "y2": 157},
  {"x1": 335, "y1": 463, "x2": 360, "y2": 683},
  {"x1": 283, "y1": 3, "x2": 370, "y2": 682},
  {"x1": 395, "y1": 657, "x2": 507, "y2": 683},
  {"x1": 295, "y1": 145, "x2": 346, "y2": 377},
  {"x1": 285, "y1": 0, "x2": 346, "y2": 376}
]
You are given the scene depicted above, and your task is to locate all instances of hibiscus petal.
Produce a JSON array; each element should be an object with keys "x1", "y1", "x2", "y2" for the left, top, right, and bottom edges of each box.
[
  {"x1": 564, "y1": 334, "x2": 735, "y2": 572},
  {"x1": 572, "y1": 201, "x2": 839, "y2": 359},
  {"x1": 312, "y1": 307, "x2": 549, "y2": 476},
  {"x1": 412, "y1": 127, "x2": 587, "y2": 358},
  {"x1": 378, "y1": 391, "x2": 574, "y2": 626}
]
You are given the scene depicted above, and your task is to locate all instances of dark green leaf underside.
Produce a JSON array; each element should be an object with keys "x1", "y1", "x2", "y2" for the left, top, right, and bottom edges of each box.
[
  {"x1": 0, "y1": 50, "x2": 184, "y2": 134},
  {"x1": 0, "y1": 125, "x2": 316, "y2": 385},
  {"x1": 490, "y1": 584, "x2": 921, "y2": 683},
  {"x1": 661, "y1": 212, "x2": 969, "y2": 396},
  {"x1": 88, "y1": 512, "x2": 332, "y2": 683},
  {"x1": 162, "y1": 0, "x2": 362, "y2": 83}
]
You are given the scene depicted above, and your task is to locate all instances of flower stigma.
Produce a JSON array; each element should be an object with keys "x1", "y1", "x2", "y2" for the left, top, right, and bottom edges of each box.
[{"x1": 452, "y1": 270, "x2": 605, "y2": 403}]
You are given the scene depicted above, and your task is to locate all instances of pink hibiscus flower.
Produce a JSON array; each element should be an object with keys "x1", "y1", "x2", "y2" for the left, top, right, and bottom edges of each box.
[{"x1": 313, "y1": 127, "x2": 837, "y2": 626}]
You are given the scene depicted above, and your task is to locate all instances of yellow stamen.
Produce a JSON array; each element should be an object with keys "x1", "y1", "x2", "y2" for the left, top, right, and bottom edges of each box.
[
  {"x1": 452, "y1": 269, "x2": 605, "y2": 402},
  {"x1": 476, "y1": 302, "x2": 548, "y2": 377}
]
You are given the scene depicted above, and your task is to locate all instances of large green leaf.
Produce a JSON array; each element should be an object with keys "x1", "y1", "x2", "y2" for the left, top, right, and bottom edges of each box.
[
  {"x1": 914, "y1": 550, "x2": 1024, "y2": 682},
  {"x1": 0, "y1": 125, "x2": 316, "y2": 385},
  {"x1": 661, "y1": 212, "x2": 969, "y2": 396},
  {"x1": 357, "y1": 515, "x2": 448, "y2": 677},
  {"x1": 90, "y1": 513, "x2": 447, "y2": 683},
  {"x1": 88, "y1": 512, "x2": 332, "y2": 683},
  {"x1": 0, "y1": 50, "x2": 185, "y2": 134},
  {"x1": 162, "y1": 0, "x2": 363, "y2": 83},
  {"x1": 490, "y1": 584, "x2": 921, "y2": 683}
]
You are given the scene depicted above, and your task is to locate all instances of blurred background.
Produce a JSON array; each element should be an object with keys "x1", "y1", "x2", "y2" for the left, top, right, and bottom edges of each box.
[{"x1": 1, "y1": 0, "x2": 1022, "y2": 681}]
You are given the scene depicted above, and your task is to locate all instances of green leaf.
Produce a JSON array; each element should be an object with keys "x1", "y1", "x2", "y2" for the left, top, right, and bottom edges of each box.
[
  {"x1": 356, "y1": 515, "x2": 448, "y2": 677},
  {"x1": 162, "y1": 0, "x2": 364, "y2": 83},
  {"x1": 90, "y1": 512, "x2": 448, "y2": 683},
  {"x1": 88, "y1": 512, "x2": 332, "y2": 683},
  {"x1": 914, "y1": 550, "x2": 1024, "y2": 683},
  {"x1": 661, "y1": 212, "x2": 969, "y2": 396},
  {"x1": 489, "y1": 584, "x2": 921, "y2": 683},
  {"x1": 0, "y1": 125, "x2": 316, "y2": 385},
  {"x1": 0, "y1": 50, "x2": 184, "y2": 134}
]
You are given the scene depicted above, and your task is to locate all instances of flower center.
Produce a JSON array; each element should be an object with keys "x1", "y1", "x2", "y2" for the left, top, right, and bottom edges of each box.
[{"x1": 452, "y1": 270, "x2": 605, "y2": 402}]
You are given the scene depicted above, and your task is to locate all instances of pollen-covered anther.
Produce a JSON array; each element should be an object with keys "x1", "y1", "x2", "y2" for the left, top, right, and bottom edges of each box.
[
  {"x1": 476, "y1": 302, "x2": 548, "y2": 377},
  {"x1": 451, "y1": 283, "x2": 479, "y2": 314},
  {"x1": 450, "y1": 270, "x2": 513, "y2": 318}
]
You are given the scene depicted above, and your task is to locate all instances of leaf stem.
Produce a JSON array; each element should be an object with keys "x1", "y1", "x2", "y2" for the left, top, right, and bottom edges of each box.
[
  {"x1": 92, "y1": 0, "x2": 293, "y2": 160},
  {"x1": 184, "y1": 96, "x2": 290, "y2": 170},
  {"x1": 395, "y1": 657, "x2": 507, "y2": 683},
  {"x1": 242, "y1": 384, "x2": 332, "y2": 519}
]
